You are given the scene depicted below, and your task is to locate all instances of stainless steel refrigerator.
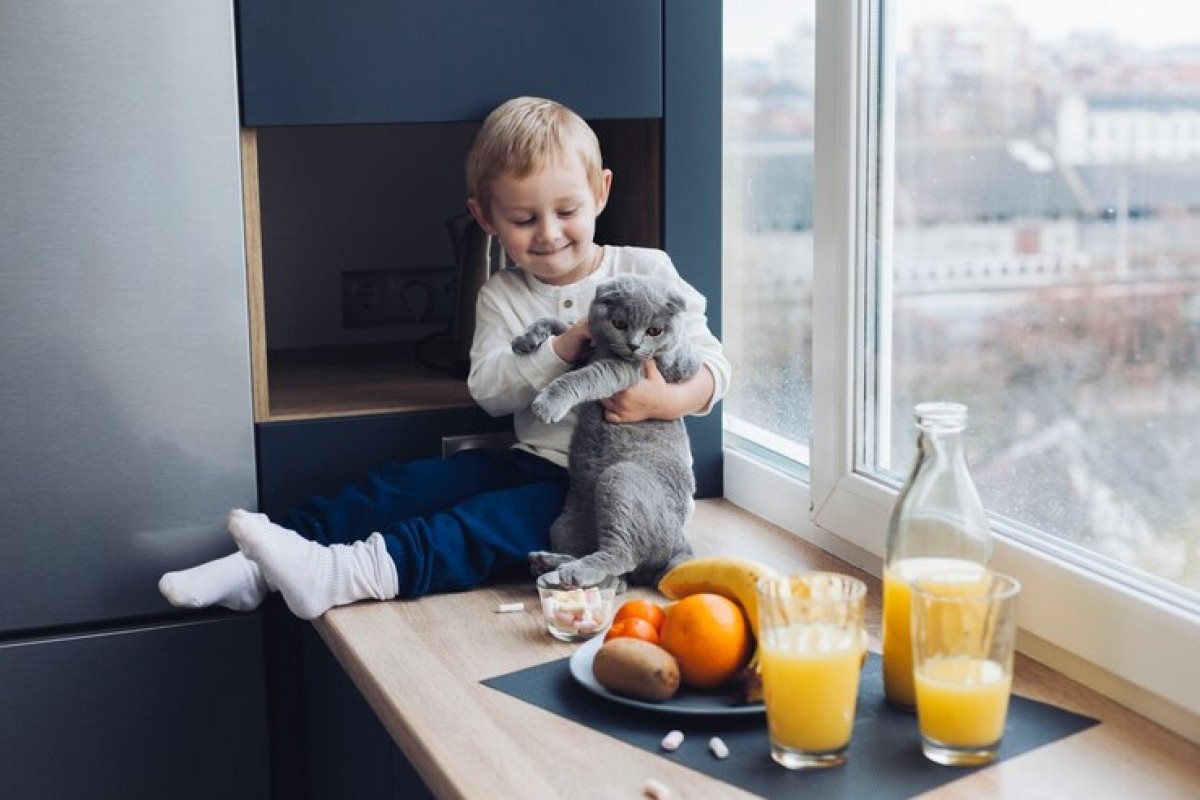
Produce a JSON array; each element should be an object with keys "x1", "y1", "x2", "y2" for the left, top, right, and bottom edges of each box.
[{"x1": 0, "y1": 2, "x2": 269, "y2": 796}]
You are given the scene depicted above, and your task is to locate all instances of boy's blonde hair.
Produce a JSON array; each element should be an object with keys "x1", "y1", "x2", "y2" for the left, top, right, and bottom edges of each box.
[{"x1": 466, "y1": 97, "x2": 604, "y2": 221}]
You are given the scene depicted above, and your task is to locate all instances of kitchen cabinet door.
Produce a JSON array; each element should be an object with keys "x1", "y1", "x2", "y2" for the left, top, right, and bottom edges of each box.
[
  {"x1": 0, "y1": 617, "x2": 269, "y2": 799},
  {"x1": 237, "y1": 0, "x2": 663, "y2": 125},
  {"x1": 256, "y1": 408, "x2": 513, "y2": 513}
]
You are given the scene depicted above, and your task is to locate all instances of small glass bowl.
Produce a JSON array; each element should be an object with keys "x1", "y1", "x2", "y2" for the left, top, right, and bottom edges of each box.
[{"x1": 536, "y1": 572, "x2": 618, "y2": 642}]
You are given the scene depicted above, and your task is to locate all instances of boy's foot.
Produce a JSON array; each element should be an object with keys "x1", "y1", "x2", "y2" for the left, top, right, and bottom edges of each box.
[
  {"x1": 159, "y1": 550, "x2": 270, "y2": 612},
  {"x1": 227, "y1": 509, "x2": 399, "y2": 620}
]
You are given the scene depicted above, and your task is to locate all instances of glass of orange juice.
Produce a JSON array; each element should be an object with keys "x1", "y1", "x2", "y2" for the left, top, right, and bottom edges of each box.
[
  {"x1": 883, "y1": 556, "x2": 987, "y2": 709},
  {"x1": 756, "y1": 572, "x2": 867, "y2": 769},
  {"x1": 911, "y1": 569, "x2": 1021, "y2": 766}
]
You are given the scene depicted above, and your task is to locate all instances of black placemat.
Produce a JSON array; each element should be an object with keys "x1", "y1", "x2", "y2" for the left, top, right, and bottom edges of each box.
[{"x1": 482, "y1": 653, "x2": 1097, "y2": 799}]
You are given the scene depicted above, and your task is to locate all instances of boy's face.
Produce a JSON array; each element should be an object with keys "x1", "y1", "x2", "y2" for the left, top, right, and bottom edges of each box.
[{"x1": 470, "y1": 157, "x2": 612, "y2": 286}]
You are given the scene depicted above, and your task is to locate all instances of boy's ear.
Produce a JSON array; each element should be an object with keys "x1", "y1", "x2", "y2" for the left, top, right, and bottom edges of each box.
[
  {"x1": 467, "y1": 199, "x2": 498, "y2": 236},
  {"x1": 594, "y1": 168, "x2": 613, "y2": 215}
]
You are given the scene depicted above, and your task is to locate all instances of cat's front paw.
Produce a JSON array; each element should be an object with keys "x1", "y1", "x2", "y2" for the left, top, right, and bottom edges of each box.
[
  {"x1": 529, "y1": 550, "x2": 572, "y2": 577},
  {"x1": 531, "y1": 388, "x2": 571, "y2": 424},
  {"x1": 557, "y1": 561, "x2": 608, "y2": 588},
  {"x1": 511, "y1": 330, "x2": 544, "y2": 355},
  {"x1": 512, "y1": 319, "x2": 568, "y2": 355}
]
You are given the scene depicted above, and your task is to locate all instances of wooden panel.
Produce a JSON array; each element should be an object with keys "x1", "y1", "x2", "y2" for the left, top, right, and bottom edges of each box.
[
  {"x1": 266, "y1": 343, "x2": 476, "y2": 421},
  {"x1": 237, "y1": 0, "x2": 663, "y2": 126},
  {"x1": 240, "y1": 128, "x2": 271, "y2": 422}
]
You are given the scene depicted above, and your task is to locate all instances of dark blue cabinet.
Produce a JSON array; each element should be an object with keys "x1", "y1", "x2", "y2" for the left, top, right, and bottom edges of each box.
[
  {"x1": 255, "y1": 408, "x2": 511, "y2": 800},
  {"x1": 256, "y1": 408, "x2": 512, "y2": 514},
  {"x1": 664, "y1": 1, "x2": 723, "y2": 500},
  {"x1": 0, "y1": 617, "x2": 269, "y2": 800},
  {"x1": 236, "y1": 0, "x2": 663, "y2": 125},
  {"x1": 239, "y1": 4, "x2": 721, "y2": 797}
]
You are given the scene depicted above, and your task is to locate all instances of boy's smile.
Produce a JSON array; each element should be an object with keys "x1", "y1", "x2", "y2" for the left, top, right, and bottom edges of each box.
[{"x1": 472, "y1": 157, "x2": 612, "y2": 286}]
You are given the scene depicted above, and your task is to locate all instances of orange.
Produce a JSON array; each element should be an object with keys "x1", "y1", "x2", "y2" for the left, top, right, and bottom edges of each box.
[
  {"x1": 604, "y1": 616, "x2": 660, "y2": 645},
  {"x1": 612, "y1": 599, "x2": 668, "y2": 633},
  {"x1": 658, "y1": 593, "x2": 751, "y2": 690}
]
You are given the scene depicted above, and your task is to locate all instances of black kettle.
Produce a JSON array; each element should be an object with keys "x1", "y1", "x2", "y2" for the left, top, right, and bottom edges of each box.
[{"x1": 447, "y1": 213, "x2": 507, "y2": 379}]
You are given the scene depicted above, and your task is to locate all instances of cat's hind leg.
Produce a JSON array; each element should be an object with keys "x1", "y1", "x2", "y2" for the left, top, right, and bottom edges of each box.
[
  {"x1": 556, "y1": 463, "x2": 676, "y2": 588},
  {"x1": 529, "y1": 492, "x2": 595, "y2": 578}
]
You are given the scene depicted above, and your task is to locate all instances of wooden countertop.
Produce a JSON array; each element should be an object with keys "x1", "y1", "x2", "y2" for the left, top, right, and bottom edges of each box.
[{"x1": 314, "y1": 499, "x2": 1200, "y2": 799}]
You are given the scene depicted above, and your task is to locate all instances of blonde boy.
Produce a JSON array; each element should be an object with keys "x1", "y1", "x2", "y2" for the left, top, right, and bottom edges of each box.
[{"x1": 159, "y1": 97, "x2": 729, "y2": 619}]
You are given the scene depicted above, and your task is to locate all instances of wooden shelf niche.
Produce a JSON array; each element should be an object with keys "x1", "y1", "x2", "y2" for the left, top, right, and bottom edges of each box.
[{"x1": 240, "y1": 119, "x2": 661, "y2": 423}]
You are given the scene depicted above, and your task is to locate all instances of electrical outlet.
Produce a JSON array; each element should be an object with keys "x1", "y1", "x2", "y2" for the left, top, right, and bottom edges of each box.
[{"x1": 341, "y1": 268, "x2": 457, "y2": 329}]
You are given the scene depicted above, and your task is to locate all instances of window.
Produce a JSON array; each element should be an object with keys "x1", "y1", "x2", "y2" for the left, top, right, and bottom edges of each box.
[
  {"x1": 724, "y1": 0, "x2": 1200, "y2": 740},
  {"x1": 722, "y1": 3, "x2": 817, "y2": 471}
]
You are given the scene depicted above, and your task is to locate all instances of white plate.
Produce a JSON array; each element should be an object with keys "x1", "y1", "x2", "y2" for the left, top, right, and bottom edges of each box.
[{"x1": 568, "y1": 636, "x2": 766, "y2": 716}]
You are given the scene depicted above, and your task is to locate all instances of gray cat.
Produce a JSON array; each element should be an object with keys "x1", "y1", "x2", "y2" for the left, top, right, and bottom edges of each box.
[{"x1": 512, "y1": 273, "x2": 702, "y2": 589}]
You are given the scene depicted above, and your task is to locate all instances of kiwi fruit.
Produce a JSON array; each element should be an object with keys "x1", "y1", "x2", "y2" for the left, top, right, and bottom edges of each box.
[{"x1": 592, "y1": 638, "x2": 681, "y2": 702}]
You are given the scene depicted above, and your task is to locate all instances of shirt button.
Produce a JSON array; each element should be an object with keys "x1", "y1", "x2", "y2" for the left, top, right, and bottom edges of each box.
[{"x1": 563, "y1": 299, "x2": 573, "y2": 308}]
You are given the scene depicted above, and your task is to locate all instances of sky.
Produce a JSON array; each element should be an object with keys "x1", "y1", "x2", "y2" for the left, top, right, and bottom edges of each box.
[{"x1": 725, "y1": 0, "x2": 1200, "y2": 60}]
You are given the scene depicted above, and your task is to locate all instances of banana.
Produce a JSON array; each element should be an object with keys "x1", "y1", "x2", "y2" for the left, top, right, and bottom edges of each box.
[
  {"x1": 658, "y1": 555, "x2": 777, "y2": 637},
  {"x1": 657, "y1": 555, "x2": 778, "y2": 667}
]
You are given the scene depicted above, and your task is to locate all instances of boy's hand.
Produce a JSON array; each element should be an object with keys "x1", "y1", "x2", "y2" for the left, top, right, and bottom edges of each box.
[
  {"x1": 602, "y1": 361, "x2": 717, "y2": 424},
  {"x1": 601, "y1": 360, "x2": 670, "y2": 423},
  {"x1": 551, "y1": 318, "x2": 593, "y2": 364}
]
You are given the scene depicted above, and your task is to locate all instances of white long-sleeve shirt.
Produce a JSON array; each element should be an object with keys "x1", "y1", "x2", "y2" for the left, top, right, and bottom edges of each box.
[{"x1": 467, "y1": 245, "x2": 730, "y2": 467}]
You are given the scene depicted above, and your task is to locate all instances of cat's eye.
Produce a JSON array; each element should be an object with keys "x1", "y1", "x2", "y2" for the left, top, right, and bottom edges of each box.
[
  {"x1": 612, "y1": 319, "x2": 628, "y2": 330},
  {"x1": 646, "y1": 327, "x2": 662, "y2": 337}
]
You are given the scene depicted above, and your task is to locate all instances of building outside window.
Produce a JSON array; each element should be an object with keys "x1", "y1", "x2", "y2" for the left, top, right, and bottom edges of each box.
[{"x1": 723, "y1": 0, "x2": 1200, "y2": 740}]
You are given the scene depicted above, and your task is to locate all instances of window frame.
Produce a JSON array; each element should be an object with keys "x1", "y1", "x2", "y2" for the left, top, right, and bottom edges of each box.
[{"x1": 723, "y1": 0, "x2": 1200, "y2": 743}]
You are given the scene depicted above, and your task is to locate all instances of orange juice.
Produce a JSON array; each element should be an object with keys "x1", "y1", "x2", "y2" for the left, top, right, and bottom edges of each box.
[
  {"x1": 761, "y1": 630, "x2": 863, "y2": 752},
  {"x1": 915, "y1": 656, "x2": 1011, "y2": 746},
  {"x1": 882, "y1": 557, "x2": 984, "y2": 708}
]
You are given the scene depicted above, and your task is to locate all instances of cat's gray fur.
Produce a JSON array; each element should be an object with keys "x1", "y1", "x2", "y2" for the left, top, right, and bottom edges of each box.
[{"x1": 512, "y1": 273, "x2": 702, "y2": 588}]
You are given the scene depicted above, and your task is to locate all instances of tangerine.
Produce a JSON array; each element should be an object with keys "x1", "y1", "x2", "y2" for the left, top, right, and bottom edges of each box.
[
  {"x1": 612, "y1": 599, "x2": 668, "y2": 632},
  {"x1": 604, "y1": 616, "x2": 660, "y2": 645},
  {"x1": 658, "y1": 593, "x2": 751, "y2": 689}
]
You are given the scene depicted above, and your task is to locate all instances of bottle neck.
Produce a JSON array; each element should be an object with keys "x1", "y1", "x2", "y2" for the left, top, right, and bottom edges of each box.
[{"x1": 918, "y1": 426, "x2": 966, "y2": 464}]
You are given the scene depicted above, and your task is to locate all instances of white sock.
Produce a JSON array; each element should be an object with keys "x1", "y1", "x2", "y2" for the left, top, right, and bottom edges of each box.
[
  {"x1": 159, "y1": 551, "x2": 270, "y2": 612},
  {"x1": 227, "y1": 509, "x2": 399, "y2": 621}
]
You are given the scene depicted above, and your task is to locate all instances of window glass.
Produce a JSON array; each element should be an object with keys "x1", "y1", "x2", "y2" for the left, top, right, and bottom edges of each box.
[
  {"x1": 870, "y1": 0, "x2": 1200, "y2": 600},
  {"x1": 723, "y1": 3, "x2": 817, "y2": 466}
]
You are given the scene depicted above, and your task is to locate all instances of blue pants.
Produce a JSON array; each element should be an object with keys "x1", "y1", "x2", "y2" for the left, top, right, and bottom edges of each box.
[{"x1": 278, "y1": 448, "x2": 569, "y2": 599}]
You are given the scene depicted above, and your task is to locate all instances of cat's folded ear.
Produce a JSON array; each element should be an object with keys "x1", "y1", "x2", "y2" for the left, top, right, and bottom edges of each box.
[
  {"x1": 594, "y1": 279, "x2": 626, "y2": 304},
  {"x1": 665, "y1": 289, "x2": 688, "y2": 315}
]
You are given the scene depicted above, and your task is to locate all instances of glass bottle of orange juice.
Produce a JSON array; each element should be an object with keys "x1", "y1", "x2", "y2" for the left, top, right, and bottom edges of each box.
[{"x1": 882, "y1": 402, "x2": 991, "y2": 711}]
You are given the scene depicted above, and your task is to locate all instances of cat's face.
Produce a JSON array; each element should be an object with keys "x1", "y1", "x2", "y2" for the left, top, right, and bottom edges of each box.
[{"x1": 590, "y1": 275, "x2": 687, "y2": 361}]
